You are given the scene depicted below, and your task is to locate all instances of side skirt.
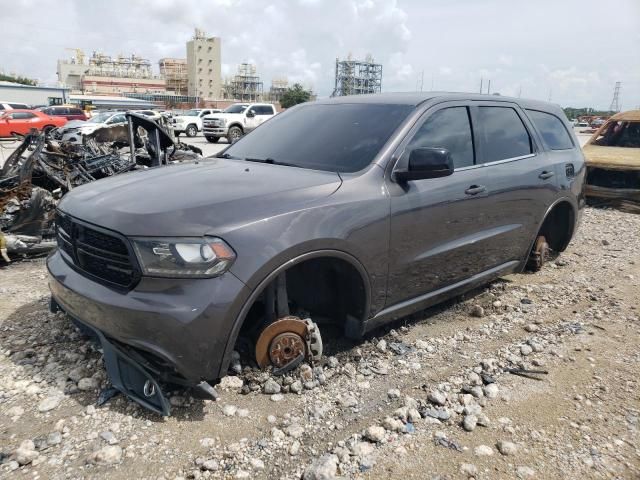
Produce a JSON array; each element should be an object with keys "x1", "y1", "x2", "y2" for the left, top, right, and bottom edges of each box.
[{"x1": 364, "y1": 260, "x2": 520, "y2": 332}]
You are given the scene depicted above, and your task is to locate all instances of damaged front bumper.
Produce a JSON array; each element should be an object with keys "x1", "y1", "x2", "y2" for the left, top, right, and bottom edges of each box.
[
  {"x1": 47, "y1": 250, "x2": 251, "y2": 412},
  {"x1": 52, "y1": 304, "x2": 172, "y2": 415}
]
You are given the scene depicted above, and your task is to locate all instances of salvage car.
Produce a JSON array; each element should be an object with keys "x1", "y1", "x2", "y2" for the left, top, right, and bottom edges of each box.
[
  {"x1": 0, "y1": 109, "x2": 67, "y2": 137},
  {"x1": 583, "y1": 110, "x2": 640, "y2": 204},
  {"x1": 47, "y1": 93, "x2": 585, "y2": 415},
  {"x1": 39, "y1": 105, "x2": 88, "y2": 121}
]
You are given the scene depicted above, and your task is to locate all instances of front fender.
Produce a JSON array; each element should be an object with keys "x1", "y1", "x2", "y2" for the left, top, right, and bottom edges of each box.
[{"x1": 218, "y1": 248, "x2": 372, "y2": 378}]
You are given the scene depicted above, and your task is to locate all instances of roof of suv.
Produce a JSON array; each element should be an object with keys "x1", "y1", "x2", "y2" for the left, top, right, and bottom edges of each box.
[{"x1": 318, "y1": 92, "x2": 561, "y2": 112}]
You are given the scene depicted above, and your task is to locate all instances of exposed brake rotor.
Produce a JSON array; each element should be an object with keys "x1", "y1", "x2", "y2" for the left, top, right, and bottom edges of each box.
[
  {"x1": 255, "y1": 316, "x2": 323, "y2": 369},
  {"x1": 527, "y1": 235, "x2": 550, "y2": 271}
]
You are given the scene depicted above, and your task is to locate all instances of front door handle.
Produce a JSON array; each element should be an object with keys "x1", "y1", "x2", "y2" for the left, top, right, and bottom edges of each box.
[
  {"x1": 539, "y1": 171, "x2": 555, "y2": 180},
  {"x1": 465, "y1": 185, "x2": 486, "y2": 195}
]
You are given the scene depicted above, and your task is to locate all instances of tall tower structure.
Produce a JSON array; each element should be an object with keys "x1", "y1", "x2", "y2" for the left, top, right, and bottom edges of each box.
[
  {"x1": 187, "y1": 29, "x2": 222, "y2": 99},
  {"x1": 332, "y1": 54, "x2": 382, "y2": 97},
  {"x1": 609, "y1": 82, "x2": 621, "y2": 112}
]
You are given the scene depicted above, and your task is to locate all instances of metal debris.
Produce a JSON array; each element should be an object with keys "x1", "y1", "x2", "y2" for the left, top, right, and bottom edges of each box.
[{"x1": 0, "y1": 113, "x2": 202, "y2": 257}]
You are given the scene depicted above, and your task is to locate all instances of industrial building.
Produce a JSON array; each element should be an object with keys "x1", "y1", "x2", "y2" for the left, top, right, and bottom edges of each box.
[
  {"x1": 333, "y1": 55, "x2": 382, "y2": 96},
  {"x1": 57, "y1": 50, "x2": 166, "y2": 95},
  {"x1": 0, "y1": 81, "x2": 70, "y2": 107},
  {"x1": 159, "y1": 58, "x2": 188, "y2": 96},
  {"x1": 268, "y1": 78, "x2": 288, "y2": 103},
  {"x1": 222, "y1": 63, "x2": 264, "y2": 102},
  {"x1": 186, "y1": 29, "x2": 222, "y2": 100}
]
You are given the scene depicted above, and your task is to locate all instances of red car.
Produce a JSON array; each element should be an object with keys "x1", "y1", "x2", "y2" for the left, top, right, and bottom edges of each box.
[
  {"x1": 0, "y1": 109, "x2": 67, "y2": 138},
  {"x1": 39, "y1": 106, "x2": 88, "y2": 121}
]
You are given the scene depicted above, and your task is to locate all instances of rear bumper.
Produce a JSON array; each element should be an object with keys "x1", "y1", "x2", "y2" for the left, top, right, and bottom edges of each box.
[{"x1": 47, "y1": 250, "x2": 250, "y2": 383}]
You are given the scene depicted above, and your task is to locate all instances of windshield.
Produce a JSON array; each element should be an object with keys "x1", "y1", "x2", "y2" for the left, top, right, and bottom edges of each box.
[
  {"x1": 591, "y1": 121, "x2": 640, "y2": 148},
  {"x1": 224, "y1": 104, "x2": 248, "y2": 114},
  {"x1": 87, "y1": 112, "x2": 114, "y2": 123},
  {"x1": 182, "y1": 110, "x2": 200, "y2": 116},
  {"x1": 223, "y1": 103, "x2": 413, "y2": 173}
]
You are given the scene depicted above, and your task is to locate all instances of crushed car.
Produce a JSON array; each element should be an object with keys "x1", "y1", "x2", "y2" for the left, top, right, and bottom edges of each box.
[
  {"x1": 583, "y1": 110, "x2": 640, "y2": 209},
  {"x1": 47, "y1": 93, "x2": 584, "y2": 415},
  {"x1": 0, "y1": 113, "x2": 202, "y2": 259}
]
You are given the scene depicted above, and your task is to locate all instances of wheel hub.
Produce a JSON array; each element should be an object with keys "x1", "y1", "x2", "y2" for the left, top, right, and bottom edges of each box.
[
  {"x1": 255, "y1": 316, "x2": 323, "y2": 369},
  {"x1": 528, "y1": 235, "x2": 550, "y2": 271}
]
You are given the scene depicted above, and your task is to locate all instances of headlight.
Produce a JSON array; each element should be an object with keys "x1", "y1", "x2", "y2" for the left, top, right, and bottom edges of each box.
[{"x1": 131, "y1": 237, "x2": 236, "y2": 278}]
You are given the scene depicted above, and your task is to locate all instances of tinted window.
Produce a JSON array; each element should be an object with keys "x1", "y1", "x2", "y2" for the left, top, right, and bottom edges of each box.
[
  {"x1": 70, "y1": 108, "x2": 84, "y2": 115},
  {"x1": 41, "y1": 107, "x2": 53, "y2": 115},
  {"x1": 0, "y1": 105, "x2": 4, "y2": 111},
  {"x1": 224, "y1": 103, "x2": 413, "y2": 173},
  {"x1": 478, "y1": 107, "x2": 532, "y2": 162},
  {"x1": 10, "y1": 112, "x2": 36, "y2": 119},
  {"x1": 254, "y1": 106, "x2": 274, "y2": 115},
  {"x1": 404, "y1": 107, "x2": 474, "y2": 169},
  {"x1": 9, "y1": 103, "x2": 28, "y2": 109},
  {"x1": 526, "y1": 110, "x2": 573, "y2": 150}
]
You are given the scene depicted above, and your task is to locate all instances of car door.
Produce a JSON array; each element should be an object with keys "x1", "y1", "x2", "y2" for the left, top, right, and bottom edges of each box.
[
  {"x1": 244, "y1": 107, "x2": 261, "y2": 132},
  {"x1": 7, "y1": 112, "x2": 37, "y2": 135},
  {"x1": 386, "y1": 102, "x2": 491, "y2": 306},
  {"x1": 471, "y1": 103, "x2": 560, "y2": 267}
]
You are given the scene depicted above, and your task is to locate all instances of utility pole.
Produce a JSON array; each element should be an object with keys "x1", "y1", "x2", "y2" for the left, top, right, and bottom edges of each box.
[
  {"x1": 487, "y1": 79, "x2": 491, "y2": 95},
  {"x1": 518, "y1": 85, "x2": 522, "y2": 98},
  {"x1": 420, "y1": 70, "x2": 424, "y2": 92},
  {"x1": 479, "y1": 78, "x2": 483, "y2": 94}
]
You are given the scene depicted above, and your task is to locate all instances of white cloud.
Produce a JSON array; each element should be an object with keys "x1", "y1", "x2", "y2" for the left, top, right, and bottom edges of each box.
[{"x1": 0, "y1": 0, "x2": 638, "y2": 108}]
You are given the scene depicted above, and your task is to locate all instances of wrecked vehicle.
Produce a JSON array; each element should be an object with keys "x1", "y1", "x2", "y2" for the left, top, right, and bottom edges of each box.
[
  {"x1": 0, "y1": 113, "x2": 202, "y2": 258},
  {"x1": 583, "y1": 110, "x2": 640, "y2": 206},
  {"x1": 47, "y1": 93, "x2": 585, "y2": 415}
]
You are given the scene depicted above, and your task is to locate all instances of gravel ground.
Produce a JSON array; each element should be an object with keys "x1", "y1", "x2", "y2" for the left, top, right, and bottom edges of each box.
[{"x1": 1, "y1": 206, "x2": 639, "y2": 479}]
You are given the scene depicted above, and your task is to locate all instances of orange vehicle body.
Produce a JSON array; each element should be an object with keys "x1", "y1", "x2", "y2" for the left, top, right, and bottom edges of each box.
[{"x1": 0, "y1": 109, "x2": 68, "y2": 138}]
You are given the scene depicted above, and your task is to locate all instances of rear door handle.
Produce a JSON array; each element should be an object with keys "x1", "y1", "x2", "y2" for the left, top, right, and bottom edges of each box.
[
  {"x1": 465, "y1": 185, "x2": 486, "y2": 195},
  {"x1": 539, "y1": 171, "x2": 555, "y2": 180}
]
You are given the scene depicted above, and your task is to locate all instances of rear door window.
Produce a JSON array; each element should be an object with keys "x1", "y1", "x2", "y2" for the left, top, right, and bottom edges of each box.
[
  {"x1": 9, "y1": 103, "x2": 28, "y2": 109},
  {"x1": 526, "y1": 110, "x2": 573, "y2": 150},
  {"x1": 404, "y1": 106, "x2": 475, "y2": 169},
  {"x1": 477, "y1": 107, "x2": 532, "y2": 162}
]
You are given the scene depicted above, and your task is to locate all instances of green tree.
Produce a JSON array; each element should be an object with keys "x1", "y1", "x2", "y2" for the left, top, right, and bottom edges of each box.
[
  {"x1": 280, "y1": 83, "x2": 311, "y2": 109},
  {"x1": 0, "y1": 73, "x2": 37, "y2": 86}
]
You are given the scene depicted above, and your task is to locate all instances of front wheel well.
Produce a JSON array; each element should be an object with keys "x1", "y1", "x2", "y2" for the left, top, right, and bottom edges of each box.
[
  {"x1": 538, "y1": 201, "x2": 575, "y2": 252},
  {"x1": 239, "y1": 256, "x2": 368, "y2": 342},
  {"x1": 228, "y1": 123, "x2": 244, "y2": 132}
]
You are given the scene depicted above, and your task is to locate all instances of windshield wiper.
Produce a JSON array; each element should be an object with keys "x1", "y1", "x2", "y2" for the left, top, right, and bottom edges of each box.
[
  {"x1": 244, "y1": 157, "x2": 299, "y2": 167},
  {"x1": 216, "y1": 152, "x2": 239, "y2": 159}
]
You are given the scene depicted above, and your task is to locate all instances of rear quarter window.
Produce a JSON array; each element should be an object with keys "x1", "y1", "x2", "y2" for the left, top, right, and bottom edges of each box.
[
  {"x1": 477, "y1": 106, "x2": 532, "y2": 162},
  {"x1": 526, "y1": 110, "x2": 574, "y2": 150}
]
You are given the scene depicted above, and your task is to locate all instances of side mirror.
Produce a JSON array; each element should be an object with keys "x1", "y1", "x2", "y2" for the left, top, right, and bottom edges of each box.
[
  {"x1": 246, "y1": 110, "x2": 255, "y2": 118},
  {"x1": 395, "y1": 147, "x2": 454, "y2": 182}
]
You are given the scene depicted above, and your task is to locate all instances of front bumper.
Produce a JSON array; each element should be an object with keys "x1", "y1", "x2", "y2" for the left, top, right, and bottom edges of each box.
[
  {"x1": 203, "y1": 126, "x2": 228, "y2": 136},
  {"x1": 47, "y1": 250, "x2": 250, "y2": 384}
]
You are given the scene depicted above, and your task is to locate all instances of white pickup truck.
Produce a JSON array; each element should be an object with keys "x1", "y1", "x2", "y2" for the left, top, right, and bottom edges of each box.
[
  {"x1": 172, "y1": 108, "x2": 220, "y2": 137},
  {"x1": 202, "y1": 103, "x2": 277, "y2": 143}
]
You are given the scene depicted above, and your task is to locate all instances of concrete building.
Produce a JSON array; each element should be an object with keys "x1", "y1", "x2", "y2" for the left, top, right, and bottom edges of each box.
[
  {"x1": 187, "y1": 29, "x2": 222, "y2": 99},
  {"x1": 80, "y1": 76, "x2": 166, "y2": 95},
  {"x1": 159, "y1": 58, "x2": 188, "y2": 96},
  {"x1": 0, "y1": 81, "x2": 69, "y2": 107}
]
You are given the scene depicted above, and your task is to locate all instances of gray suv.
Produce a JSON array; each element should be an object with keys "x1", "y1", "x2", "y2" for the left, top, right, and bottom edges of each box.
[{"x1": 47, "y1": 93, "x2": 585, "y2": 414}]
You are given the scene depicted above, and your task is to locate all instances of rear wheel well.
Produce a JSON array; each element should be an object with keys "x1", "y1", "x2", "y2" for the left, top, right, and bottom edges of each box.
[
  {"x1": 538, "y1": 201, "x2": 575, "y2": 252},
  {"x1": 239, "y1": 256, "x2": 368, "y2": 341}
]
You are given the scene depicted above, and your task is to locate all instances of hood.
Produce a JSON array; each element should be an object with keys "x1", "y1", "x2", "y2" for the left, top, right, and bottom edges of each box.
[
  {"x1": 583, "y1": 144, "x2": 640, "y2": 170},
  {"x1": 58, "y1": 158, "x2": 342, "y2": 237}
]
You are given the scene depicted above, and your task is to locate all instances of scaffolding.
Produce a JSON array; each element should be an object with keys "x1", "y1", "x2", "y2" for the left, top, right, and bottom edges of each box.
[
  {"x1": 159, "y1": 58, "x2": 188, "y2": 95},
  {"x1": 85, "y1": 51, "x2": 156, "y2": 79},
  {"x1": 333, "y1": 55, "x2": 382, "y2": 96},
  {"x1": 222, "y1": 63, "x2": 264, "y2": 102},
  {"x1": 268, "y1": 78, "x2": 288, "y2": 102}
]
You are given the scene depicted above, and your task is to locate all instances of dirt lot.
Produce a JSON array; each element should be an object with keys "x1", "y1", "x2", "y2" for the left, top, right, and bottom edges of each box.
[{"x1": 0, "y1": 206, "x2": 639, "y2": 479}]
